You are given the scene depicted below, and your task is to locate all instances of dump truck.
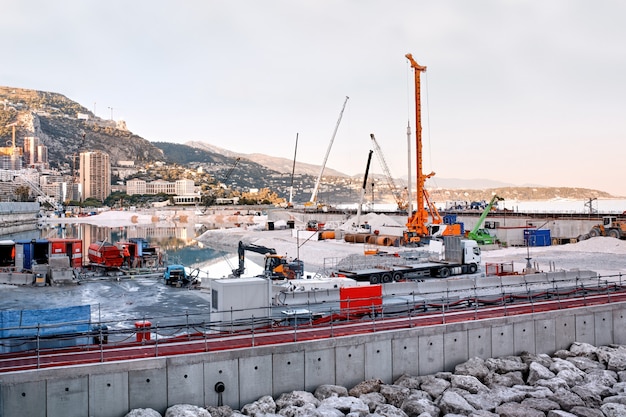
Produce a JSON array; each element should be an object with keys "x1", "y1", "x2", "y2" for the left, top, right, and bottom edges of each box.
[{"x1": 336, "y1": 237, "x2": 481, "y2": 284}]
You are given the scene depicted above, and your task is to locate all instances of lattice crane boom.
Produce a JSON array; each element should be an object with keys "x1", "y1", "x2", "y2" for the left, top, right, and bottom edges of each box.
[{"x1": 370, "y1": 133, "x2": 406, "y2": 210}]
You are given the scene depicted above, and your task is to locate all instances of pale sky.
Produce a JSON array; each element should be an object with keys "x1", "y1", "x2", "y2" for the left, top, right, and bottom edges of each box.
[{"x1": 3, "y1": 1, "x2": 626, "y2": 196}]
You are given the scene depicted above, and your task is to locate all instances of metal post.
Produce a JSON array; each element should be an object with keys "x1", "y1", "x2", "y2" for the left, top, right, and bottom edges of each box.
[{"x1": 155, "y1": 322, "x2": 158, "y2": 357}]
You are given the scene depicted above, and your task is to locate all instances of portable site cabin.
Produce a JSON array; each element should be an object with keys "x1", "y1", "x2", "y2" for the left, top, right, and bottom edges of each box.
[
  {"x1": 14, "y1": 239, "x2": 49, "y2": 271},
  {"x1": 48, "y1": 238, "x2": 83, "y2": 268}
]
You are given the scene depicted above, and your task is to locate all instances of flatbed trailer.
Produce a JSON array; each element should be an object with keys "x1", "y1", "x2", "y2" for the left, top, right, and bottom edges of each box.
[{"x1": 338, "y1": 261, "x2": 478, "y2": 284}]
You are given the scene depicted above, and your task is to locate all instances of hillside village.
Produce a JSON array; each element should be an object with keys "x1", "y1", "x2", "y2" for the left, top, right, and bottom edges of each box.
[{"x1": 0, "y1": 86, "x2": 616, "y2": 209}]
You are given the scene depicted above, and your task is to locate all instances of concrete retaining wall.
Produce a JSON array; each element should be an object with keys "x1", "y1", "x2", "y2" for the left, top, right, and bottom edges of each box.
[{"x1": 2, "y1": 301, "x2": 626, "y2": 416}]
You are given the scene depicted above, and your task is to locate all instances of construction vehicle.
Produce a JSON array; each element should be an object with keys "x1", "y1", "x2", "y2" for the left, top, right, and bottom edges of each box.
[
  {"x1": 402, "y1": 54, "x2": 462, "y2": 245},
  {"x1": 370, "y1": 134, "x2": 407, "y2": 211},
  {"x1": 587, "y1": 216, "x2": 626, "y2": 239},
  {"x1": 337, "y1": 236, "x2": 481, "y2": 283},
  {"x1": 163, "y1": 264, "x2": 200, "y2": 286},
  {"x1": 467, "y1": 195, "x2": 504, "y2": 245},
  {"x1": 351, "y1": 149, "x2": 374, "y2": 233},
  {"x1": 232, "y1": 241, "x2": 304, "y2": 280}
]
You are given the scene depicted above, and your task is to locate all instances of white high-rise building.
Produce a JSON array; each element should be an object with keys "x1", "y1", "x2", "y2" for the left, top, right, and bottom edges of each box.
[{"x1": 79, "y1": 151, "x2": 110, "y2": 202}]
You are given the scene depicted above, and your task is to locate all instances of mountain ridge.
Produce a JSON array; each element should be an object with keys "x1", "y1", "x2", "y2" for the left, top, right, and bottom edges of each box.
[{"x1": 0, "y1": 86, "x2": 619, "y2": 201}]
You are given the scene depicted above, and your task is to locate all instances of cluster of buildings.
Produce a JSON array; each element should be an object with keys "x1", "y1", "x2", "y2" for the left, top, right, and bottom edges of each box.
[{"x1": 0, "y1": 134, "x2": 201, "y2": 206}]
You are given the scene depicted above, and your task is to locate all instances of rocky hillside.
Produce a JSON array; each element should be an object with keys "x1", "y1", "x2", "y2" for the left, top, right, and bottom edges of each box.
[{"x1": 0, "y1": 86, "x2": 164, "y2": 167}]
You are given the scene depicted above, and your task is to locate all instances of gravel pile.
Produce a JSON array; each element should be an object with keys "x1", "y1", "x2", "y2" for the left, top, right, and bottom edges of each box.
[{"x1": 124, "y1": 341, "x2": 626, "y2": 417}]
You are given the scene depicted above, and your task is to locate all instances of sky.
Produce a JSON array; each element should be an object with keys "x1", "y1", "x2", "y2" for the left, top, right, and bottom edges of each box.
[{"x1": 3, "y1": 1, "x2": 626, "y2": 196}]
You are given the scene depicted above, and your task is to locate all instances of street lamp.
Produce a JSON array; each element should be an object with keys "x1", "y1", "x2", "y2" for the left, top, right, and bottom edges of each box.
[{"x1": 107, "y1": 106, "x2": 113, "y2": 120}]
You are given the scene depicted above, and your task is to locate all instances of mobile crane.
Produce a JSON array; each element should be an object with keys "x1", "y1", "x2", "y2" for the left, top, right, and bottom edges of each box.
[
  {"x1": 232, "y1": 241, "x2": 304, "y2": 280},
  {"x1": 467, "y1": 195, "x2": 504, "y2": 245},
  {"x1": 370, "y1": 134, "x2": 407, "y2": 211}
]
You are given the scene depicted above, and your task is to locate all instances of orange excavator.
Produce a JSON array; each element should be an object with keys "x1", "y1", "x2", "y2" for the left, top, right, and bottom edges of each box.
[{"x1": 403, "y1": 53, "x2": 461, "y2": 245}]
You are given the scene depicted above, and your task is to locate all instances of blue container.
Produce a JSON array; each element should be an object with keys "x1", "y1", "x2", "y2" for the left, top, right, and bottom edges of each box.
[
  {"x1": 443, "y1": 214, "x2": 457, "y2": 224},
  {"x1": 524, "y1": 229, "x2": 551, "y2": 247}
]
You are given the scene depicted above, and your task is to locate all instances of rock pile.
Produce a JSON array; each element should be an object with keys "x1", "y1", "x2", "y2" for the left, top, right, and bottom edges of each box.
[{"x1": 125, "y1": 341, "x2": 626, "y2": 417}]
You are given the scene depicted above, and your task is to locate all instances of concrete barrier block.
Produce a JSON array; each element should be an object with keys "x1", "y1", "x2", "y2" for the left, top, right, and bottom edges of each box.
[
  {"x1": 468, "y1": 327, "x2": 491, "y2": 359},
  {"x1": 391, "y1": 336, "x2": 419, "y2": 380},
  {"x1": 594, "y1": 310, "x2": 613, "y2": 347},
  {"x1": 418, "y1": 334, "x2": 444, "y2": 376},
  {"x1": 204, "y1": 359, "x2": 239, "y2": 409},
  {"x1": 444, "y1": 331, "x2": 468, "y2": 372},
  {"x1": 575, "y1": 313, "x2": 596, "y2": 346},
  {"x1": 335, "y1": 344, "x2": 365, "y2": 389},
  {"x1": 167, "y1": 363, "x2": 205, "y2": 408},
  {"x1": 129, "y1": 367, "x2": 168, "y2": 414},
  {"x1": 534, "y1": 318, "x2": 557, "y2": 355},
  {"x1": 446, "y1": 278, "x2": 475, "y2": 293},
  {"x1": 475, "y1": 276, "x2": 502, "y2": 291},
  {"x1": 239, "y1": 354, "x2": 273, "y2": 407},
  {"x1": 89, "y1": 371, "x2": 128, "y2": 417},
  {"x1": 365, "y1": 339, "x2": 392, "y2": 383},
  {"x1": 524, "y1": 274, "x2": 549, "y2": 285},
  {"x1": 304, "y1": 348, "x2": 335, "y2": 392},
  {"x1": 47, "y1": 376, "x2": 89, "y2": 417},
  {"x1": 614, "y1": 308, "x2": 626, "y2": 345},
  {"x1": 513, "y1": 321, "x2": 536, "y2": 355},
  {"x1": 272, "y1": 351, "x2": 305, "y2": 397},
  {"x1": 0, "y1": 380, "x2": 46, "y2": 417},
  {"x1": 491, "y1": 325, "x2": 514, "y2": 358},
  {"x1": 417, "y1": 281, "x2": 447, "y2": 296},
  {"x1": 555, "y1": 315, "x2": 576, "y2": 351}
]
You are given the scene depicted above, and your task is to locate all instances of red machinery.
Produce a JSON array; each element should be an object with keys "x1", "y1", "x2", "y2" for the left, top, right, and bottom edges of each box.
[{"x1": 87, "y1": 241, "x2": 123, "y2": 268}]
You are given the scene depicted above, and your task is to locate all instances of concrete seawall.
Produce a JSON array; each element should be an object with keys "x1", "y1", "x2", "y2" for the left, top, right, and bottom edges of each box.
[{"x1": 2, "y1": 300, "x2": 626, "y2": 417}]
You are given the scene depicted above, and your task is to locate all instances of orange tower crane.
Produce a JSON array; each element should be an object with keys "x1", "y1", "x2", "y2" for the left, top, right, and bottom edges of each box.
[{"x1": 403, "y1": 53, "x2": 433, "y2": 244}]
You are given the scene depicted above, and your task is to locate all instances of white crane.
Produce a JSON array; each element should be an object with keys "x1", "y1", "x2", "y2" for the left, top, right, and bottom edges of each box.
[
  {"x1": 370, "y1": 133, "x2": 407, "y2": 211},
  {"x1": 308, "y1": 96, "x2": 349, "y2": 206}
]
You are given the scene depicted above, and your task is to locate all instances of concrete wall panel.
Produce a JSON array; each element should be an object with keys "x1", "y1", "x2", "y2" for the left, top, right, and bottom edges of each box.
[
  {"x1": 239, "y1": 354, "x2": 273, "y2": 407},
  {"x1": 418, "y1": 334, "x2": 444, "y2": 376},
  {"x1": 304, "y1": 348, "x2": 335, "y2": 392},
  {"x1": 594, "y1": 310, "x2": 614, "y2": 347},
  {"x1": 272, "y1": 351, "x2": 305, "y2": 397},
  {"x1": 204, "y1": 359, "x2": 239, "y2": 409},
  {"x1": 129, "y1": 367, "x2": 168, "y2": 414},
  {"x1": 555, "y1": 315, "x2": 576, "y2": 351},
  {"x1": 513, "y1": 321, "x2": 536, "y2": 355},
  {"x1": 88, "y1": 371, "x2": 128, "y2": 417},
  {"x1": 391, "y1": 336, "x2": 419, "y2": 380},
  {"x1": 335, "y1": 344, "x2": 365, "y2": 389},
  {"x1": 0, "y1": 380, "x2": 46, "y2": 417},
  {"x1": 575, "y1": 313, "x2": 596, "y2": 345},
  {"x1": 535, "y1": 318, "x2": 556, "y2": 354},
  {"x1": 444, "y1": 331, "x2": 468, "y2": 372},
  {"x1": 491, "y1": 325, "x2": 514, "y2": 358},
  {"x1": 365, "y1": 339, "x2": 393, "y2": 383},
  {"x1": 167, "y1": 363, "x2": 205, "y2": 408},
  {"x1": 46, "y1": 376, "x2": 89, "y2": 417},
  {"x1": 613, "y1": 308, "x2": 626, "y2": 345},
  {"x1": 468, "y1": 327, "x2": 492, "y2": 359}
]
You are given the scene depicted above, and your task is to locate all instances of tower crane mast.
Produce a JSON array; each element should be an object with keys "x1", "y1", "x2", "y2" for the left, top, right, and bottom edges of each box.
[{"x1": 370, "y1": 133, "x2": 406, "y2": 211}]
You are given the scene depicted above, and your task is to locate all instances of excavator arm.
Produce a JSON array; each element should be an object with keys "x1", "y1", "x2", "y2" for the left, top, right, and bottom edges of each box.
[{"x1": 232, "y1": 241, "x2": 277, "y2": 277}]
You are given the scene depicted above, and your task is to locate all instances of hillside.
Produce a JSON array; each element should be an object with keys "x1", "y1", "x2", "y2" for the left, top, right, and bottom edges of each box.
[
  {"x1": 0, "y1": 86, "x2": 618, "y2": 203},
  {"x1": 0, "y1": 87, "x2": 164, "y2": 167}
]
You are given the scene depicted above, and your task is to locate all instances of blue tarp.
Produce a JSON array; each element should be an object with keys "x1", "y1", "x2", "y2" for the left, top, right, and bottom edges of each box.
[{"x1": 0, "y1": 305, "x2": 92, "y2": 353}]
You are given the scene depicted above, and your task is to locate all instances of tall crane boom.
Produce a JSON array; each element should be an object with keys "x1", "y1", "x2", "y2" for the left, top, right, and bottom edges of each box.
[
  {"x1": 309, "y1": 96, "x2": 349, "y2": 205},
  {"x1": 404, "y1": 53, "x2": 432, "y2": 243},
  {"x1": 370, "y1": 133, "x2": 406, "y2": 211}
]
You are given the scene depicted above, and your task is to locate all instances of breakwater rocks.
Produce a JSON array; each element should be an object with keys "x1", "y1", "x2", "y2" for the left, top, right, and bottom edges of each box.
[{"x1": 126, "y1": 342, "x2": 626, "y2": 417}]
